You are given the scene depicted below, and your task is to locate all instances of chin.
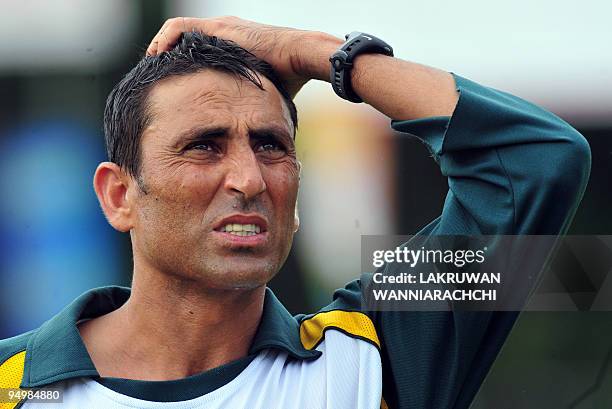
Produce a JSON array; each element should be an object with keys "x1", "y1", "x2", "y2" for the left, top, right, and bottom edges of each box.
[{"x1": 203, "y1": 261, "x2": 279, "y2": 291}]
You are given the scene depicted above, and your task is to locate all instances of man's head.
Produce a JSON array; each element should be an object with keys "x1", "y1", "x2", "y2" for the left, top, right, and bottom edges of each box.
[{"x1": 94, "y1": 32, "x2": 300, "y2": 291}]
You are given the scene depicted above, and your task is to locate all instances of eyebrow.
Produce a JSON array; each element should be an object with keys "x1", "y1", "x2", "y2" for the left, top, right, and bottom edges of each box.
[{"x1": 173, "y1": 125, "x2": 294, "y2": 149}]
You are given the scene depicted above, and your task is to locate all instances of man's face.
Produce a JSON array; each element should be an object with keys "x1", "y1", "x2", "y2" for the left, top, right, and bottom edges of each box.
[{"x1": 130, "y1": 70, "x2": 299, "y2": 290}]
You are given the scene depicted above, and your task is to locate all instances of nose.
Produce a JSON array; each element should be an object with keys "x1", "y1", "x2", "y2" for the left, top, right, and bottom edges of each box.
[{"x1": 223, "y1": 147, "x2": 267, "y2": 201}]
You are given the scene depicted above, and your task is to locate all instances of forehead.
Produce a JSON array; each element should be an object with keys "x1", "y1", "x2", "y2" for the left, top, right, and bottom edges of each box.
[{"x1": 145, "y1": 69, "x2": 293, "y2": 136}]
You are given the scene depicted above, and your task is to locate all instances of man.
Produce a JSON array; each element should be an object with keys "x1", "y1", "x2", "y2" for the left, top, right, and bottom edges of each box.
[{"x1": 0, "y1": 16, "x2": 590, "y2": 409}]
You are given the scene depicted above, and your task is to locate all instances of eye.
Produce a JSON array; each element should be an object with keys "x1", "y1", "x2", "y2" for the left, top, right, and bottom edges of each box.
[
  {"x1": 254, "y1": 140, "x2": 286, "y2": 159},
  {"x1": 185, "y1": 141, "x2": 218, "y2": 152},
  {"x1": 256, "y1": 142, "x2": 283, "y2": 152}
]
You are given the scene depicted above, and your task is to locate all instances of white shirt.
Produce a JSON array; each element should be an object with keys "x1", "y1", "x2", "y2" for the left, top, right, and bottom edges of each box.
[{"x1": 23, "y1": 330, "x2": 382, "y2": 409}]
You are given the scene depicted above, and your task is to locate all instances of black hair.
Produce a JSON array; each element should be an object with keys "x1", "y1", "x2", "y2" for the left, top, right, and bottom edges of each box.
[{"x1": 103, "y1": 31, "x2": 298, "y2": 179}]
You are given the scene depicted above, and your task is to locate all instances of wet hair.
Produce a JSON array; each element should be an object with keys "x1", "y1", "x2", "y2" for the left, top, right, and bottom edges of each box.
[{"x1": 103, "y1": 31, "x2": 298, "y2": 179}]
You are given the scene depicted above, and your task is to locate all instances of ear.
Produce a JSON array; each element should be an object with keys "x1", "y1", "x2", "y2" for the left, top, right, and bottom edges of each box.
[{"x1": 93, "y1": 162, "x2": 134, "y2": 232}]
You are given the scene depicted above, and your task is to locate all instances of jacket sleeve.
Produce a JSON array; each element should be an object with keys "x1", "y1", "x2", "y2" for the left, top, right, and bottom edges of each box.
[
  {"x1": 393, "y1": 74, "x2": 590, "y2": 236},
  {"x1": 331, "y1": 74, "x2": 591, "y2": 409}
]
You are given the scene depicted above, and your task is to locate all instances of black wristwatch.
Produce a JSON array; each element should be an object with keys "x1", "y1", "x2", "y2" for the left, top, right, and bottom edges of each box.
[{"x1": 329, "y1": 32, "x2": 393, "y2": 103}]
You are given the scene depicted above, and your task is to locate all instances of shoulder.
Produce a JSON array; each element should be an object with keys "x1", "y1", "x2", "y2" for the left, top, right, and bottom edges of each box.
[
  {"x1": 0, "y1": 330, "x2": 35, "y2": 365},
  {"x1": 295, "y1": 279, "x2": 380, "y2": 351},
  {"x1": 297, "y1": 309, "x2": 380, "y2": 351},
  {"x1": 0, "y1": 329, "x2": 35, "y2": 388}
]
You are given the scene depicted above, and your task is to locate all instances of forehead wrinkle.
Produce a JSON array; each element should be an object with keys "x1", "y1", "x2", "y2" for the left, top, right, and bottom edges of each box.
[
  {"x1": 145, "y1": 71, "x2": 294, "y2": 141},
  {"x1": 187, "y1": 72, "x2": 265, "y2": 107},
  {"x1": 190, "y1": 87, "x2": 246, "y2": 108}
]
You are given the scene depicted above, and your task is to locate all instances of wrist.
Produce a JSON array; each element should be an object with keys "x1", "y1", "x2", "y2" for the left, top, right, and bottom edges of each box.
[{"x1": 292, "y1": 31, "x2": 343, "y2": 82}]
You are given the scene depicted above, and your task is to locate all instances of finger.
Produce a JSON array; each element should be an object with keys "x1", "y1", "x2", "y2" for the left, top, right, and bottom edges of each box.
[
  {"x1": 146, "y1": 40, "x2": 158, "y2": 57},
  {"x1": 146, "y1": 18, "x2": 175, "y2": 56},
  {"x1": 147, "y1": 17, "x2": 213, "y2": 56},
  {"x1": 155, "y1": 28, "x2": 177, "y2": 54},
  {"x1": 163, "y1": 17, "x2": 213, "y2": 53},
  {"x1": 157, "y1": 18, "x2": 205, "y2": 52}
]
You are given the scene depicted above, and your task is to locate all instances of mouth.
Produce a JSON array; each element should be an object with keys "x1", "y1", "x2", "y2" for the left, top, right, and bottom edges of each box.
[{"x1": 213, "y1": 214, "x2": 268, "y2": 246}]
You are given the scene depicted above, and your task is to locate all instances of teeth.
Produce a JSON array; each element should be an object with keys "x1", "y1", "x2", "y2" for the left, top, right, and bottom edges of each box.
[
  {"x1": 221, "y1": 223, "x2": 262, "y2": 234},
  {"x1": 228, "y1": 231, "x2": 257, "y2": 236}
]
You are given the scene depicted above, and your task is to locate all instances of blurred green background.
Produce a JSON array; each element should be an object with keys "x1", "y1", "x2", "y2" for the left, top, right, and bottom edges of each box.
[{"x1": 0, "y1": 1, "x2": 610, "y2": 407}]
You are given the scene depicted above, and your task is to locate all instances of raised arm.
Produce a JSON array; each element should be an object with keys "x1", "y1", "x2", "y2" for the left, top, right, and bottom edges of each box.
[{"x1": 147, "y1": 16, "x2": 458, "y2": 119}]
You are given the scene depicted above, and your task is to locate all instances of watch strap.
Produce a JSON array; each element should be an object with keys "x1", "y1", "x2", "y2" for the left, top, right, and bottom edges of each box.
[{"x1": 329, "y1": 32, "x2": 393, "y2": 103}]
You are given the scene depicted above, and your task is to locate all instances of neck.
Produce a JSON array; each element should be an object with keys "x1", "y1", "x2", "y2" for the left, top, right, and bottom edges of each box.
[{"x1": 79, "y1": 262, "x2": 265, "y2": 381}]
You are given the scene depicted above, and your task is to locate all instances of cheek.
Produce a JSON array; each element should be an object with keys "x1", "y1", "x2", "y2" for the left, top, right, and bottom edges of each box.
[
  {"x1": 138, "y1": 166, "x2": 223, "y2": 230},
  {"x1": 178, "y1": 169, "x2": 221, "y2": 201},
  {"x1": 154, "y1": 164, "x2": 221, "y2": 201},
  {"x1": 264, "y1": 162, "x2": 300, "y2": 219}
]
